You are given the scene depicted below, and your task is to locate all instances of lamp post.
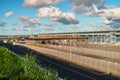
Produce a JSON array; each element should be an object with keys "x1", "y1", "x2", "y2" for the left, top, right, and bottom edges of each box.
[
  {"x1": 23, "y1": 25, "x2": 35, "y2": 47},
  {"x1": 28, "y1": 27, "x2": 35, "y2": 47},
  {"x1": 70, "y1": 33, "x2": 72, "y2": 61},
  {"x1": 74, "y1": 32, "x2": 77, "y2": 52},
  {"x1": 74, "y1": 32, "x2": 77, "y2": 62},
  {"x1": 114, "y1": 63, "x2": 117, "y2": 75},
  {"x1": 107, "y1": 61, "x2": 110, "y2": 73}
]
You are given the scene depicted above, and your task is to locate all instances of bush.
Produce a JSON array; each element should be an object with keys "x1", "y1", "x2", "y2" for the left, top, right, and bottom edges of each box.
[{"x1": 0, "y1": 47, "x2": 59, "y2": 80}]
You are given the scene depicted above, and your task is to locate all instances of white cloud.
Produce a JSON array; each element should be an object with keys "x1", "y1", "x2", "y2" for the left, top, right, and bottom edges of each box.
[
  {"x1": 104, "y1": 19, "x2": 112, "y2": 25},
  {"x1": 18, "y1": 16, "x2": 30, "y2": 22},
  {"x1": 5, "y1": 11, "x2": 14, "y2": 17},
  {"x1": 70, "y1": 0, "x2": 120, "y2": 29},
  {"x1": 36, "y1": 6, "x2": 79, "y2": 24},
  {"x1": 87, "y1": 22, "x2": 113, "y2": 30},
  {"x1": 96, "y1": 8, "x2": 120, "y2": 20},
  {"x1": 11, "y1": 28, "x2": 27, "y2": 31},
  {"x1": 69, "y1": 24, "x2": 80, "y2": 29},
  {"x1": 70, "y1": 0, "x2": 105, "y2": 14},
  {"x1": 87, "y1": 23, "x2": 97, "y2": 27},
  {"x1": 91, "y1": 6, "x2": 120, "y2": 29},
  {"x1": 23, "y1": 0, "x2": 60, "y2": 7},
  {"x1": 18, "y1": 16, "x2": 40, "y2": 24},
  {"x1": 12, "y1": 22, "x2": 19, "y2": 26},
  {"x1": 54, "y1": 12, "x2": 79, "y2": 24},
  {"x1": 36, "y1": 6, "x2": 62, "y2": 18},
  {"x1": 96, "y1": 26, "x2": 113, "y2": 31},
  {"x1": 42, "y1": 27, "x2": 55, "y2": 31},
  {"x1": 41, "y1": 22, "x2": 58, "y2": 28},
  {"x1": 70, "y1": 0, "x2": 104, "y2": 6},
  {"x1": 0, "y1": 20, "x2": 6, "y2": 27},
  {"x1": 18, "y1": 16, "x2": 40, "y2": 28}
]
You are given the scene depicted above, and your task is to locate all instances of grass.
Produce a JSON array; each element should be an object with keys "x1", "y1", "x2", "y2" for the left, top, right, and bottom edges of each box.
[{"x1": 0, "y1": 47, "x2": 59, "y2": 80}]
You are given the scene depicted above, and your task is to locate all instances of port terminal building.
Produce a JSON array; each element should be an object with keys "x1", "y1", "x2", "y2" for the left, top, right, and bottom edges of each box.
[{"x1": 25, "y1": 30, "x2": 120, "y2": 46}]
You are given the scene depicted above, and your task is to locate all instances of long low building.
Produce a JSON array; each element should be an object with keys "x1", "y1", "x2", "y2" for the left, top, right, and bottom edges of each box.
[
  {"x1": 25, "y1": 34, "x2": 87, "y2": 46},
  {"x1": 25, "y1": 29, "x2": 120, "y2": 46}
]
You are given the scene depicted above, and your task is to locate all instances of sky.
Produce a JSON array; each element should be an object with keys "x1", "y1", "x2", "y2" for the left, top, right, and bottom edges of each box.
[{"x1": 0, "y1": 0, "x2": 120, "y2": 35}]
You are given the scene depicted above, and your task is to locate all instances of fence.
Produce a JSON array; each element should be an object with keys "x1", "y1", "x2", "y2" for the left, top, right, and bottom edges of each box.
[{"x1": 18, "y1": 43, "x2": 120, "y2": 78}]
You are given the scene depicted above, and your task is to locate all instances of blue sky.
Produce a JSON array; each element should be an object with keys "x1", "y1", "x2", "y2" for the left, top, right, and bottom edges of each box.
[{"x1": 0, "y1": 0, "x2": 120, "y2": 35}]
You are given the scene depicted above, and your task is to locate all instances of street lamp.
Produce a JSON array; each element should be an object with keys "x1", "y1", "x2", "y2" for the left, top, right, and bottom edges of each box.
[
  {"x1": 107, "y1": 61, "x2": 111, "y2": 73},
  {"x1": 115, "y1": 63, "x2": 118, "y2": 74},
  {"x1": 28, "y1": 27, "x2": 35, "y2": 47},
  {"x1": 70, "y1": 33, "x2": 72, "y2": 61}
]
